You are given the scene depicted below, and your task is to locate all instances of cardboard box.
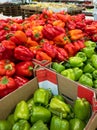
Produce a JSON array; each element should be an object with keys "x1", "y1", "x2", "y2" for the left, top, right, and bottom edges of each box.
[{"x1": 0, "y1": 67, "x2": 97, "y2": 130}]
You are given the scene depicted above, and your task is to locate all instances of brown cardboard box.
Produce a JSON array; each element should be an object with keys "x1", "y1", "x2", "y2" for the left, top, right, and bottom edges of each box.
[{"x1": 0, "y1": 67, "x2": 97, "y2": 130}]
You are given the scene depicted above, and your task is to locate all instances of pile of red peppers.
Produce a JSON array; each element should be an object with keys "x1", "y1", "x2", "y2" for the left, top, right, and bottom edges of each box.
[{"x1": 0, "y1": 9, "x2": 97, "y2": 98}]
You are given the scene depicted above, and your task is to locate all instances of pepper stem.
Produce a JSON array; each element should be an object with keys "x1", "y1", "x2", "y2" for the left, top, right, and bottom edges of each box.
[
  {"x1": 5, "y1": 64, "x2": 13, "y2": 70},
  {"x1": 1, "y1": 77, "x2": 8, "y2": 84},
  {"x1": 29, "y1": 66, "x2": 33, "y2": 71}
]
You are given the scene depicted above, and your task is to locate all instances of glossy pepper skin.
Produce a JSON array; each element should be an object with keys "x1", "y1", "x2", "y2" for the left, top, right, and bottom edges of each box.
[
  {"x1": 61, "y1": 69, "x2": 75, "y2": 80},
  {"x1": 69, "y1": 118, "x2": 86, "y2": 130},
  {"x1": 78, "y1": 74, "x2": 93, "y2": 87},
  {"x1": 14, "y1": 100, "x2": 29, "y2": 122},
  {"x1": 83, "y1": 63, "x2": 95, "y2": 73},
  {"x1": 84, "y1": 40, "x2": 96, "y2": 48},
  {"x1": 73, "y1": 67, "x2": 83, "y2": 81},
  {"x1": 69, "y1": 57, "x2": 83, "y2": 67},
  {"x1": 0, "y1": 120, "x2": 11, "y2": 130},
  {"x1": 30, "y1": 120, "x2": 48, "y2": 130},
  {"x1": 14, "y1": 45, "x2": 34, "y2": 61},
  {"x1": 93, "y1": 70, "x2": 97, "y2": 79},
  {"x1": 50, "y1": 116, "x2": 69, "y2": 130},
  {"x1": 15, "y1": 61, "x2": 34, "y2": 77},
  {"x1": 30, "y1": 105, "x2": 51, "y2": 123},
  {"x1": 49, "y1": 97, "x2": 70, "y2": 118},
  {"x1": 73, "y1": 98, "x2": 91, "y2": 121},
  {"x1": 12, "y1": 119, "x2": 30, "y2": 130},
  {"x1": 33, "y1": 88, "x2": 52, "y2": 106},
  {"x1": 91, "y1": 54, "x2": 97, "y2": 69},
  {"x1": 82, "y1": 47, "x2": 95, "y2": 58},
  {"x1": 76, "y1": 52, "x2": 87, "y2": 62},
  {"x1": 0, "y1": 59, "x2": 15, "y2": 76},
  {"x1": 52, "y1": 62, "x2": 65, "y2": 73}
]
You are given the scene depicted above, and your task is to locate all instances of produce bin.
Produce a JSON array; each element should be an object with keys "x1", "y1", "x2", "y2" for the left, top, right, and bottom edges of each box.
[{"x1": 0, "y1": 67, "x2": 97, "y2": 130}]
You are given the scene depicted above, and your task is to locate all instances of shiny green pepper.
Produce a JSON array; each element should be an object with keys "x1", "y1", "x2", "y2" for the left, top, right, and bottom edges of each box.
[
  {"x1": 69, "y1": 118, "x2": 86, "y2": 130},
  {"x1": 14, "y1": 100, "x2": 29, "y2": 122},
  {"x1": 83, "y1": 63, "x2": 95, "y2": 73},
  {"x1": 76, "y1": 52, "x2": 87, "y2": 62},
  {"x1": 92, "y1": 70, "x2": 97, "y2": 79},
  {"x1": 30, "y1": 105, "x2": 51, "y2": 123},
  {"x1": 93, "y1": 80, "x2": 97, "y2": 88},
  {"x1": 12, "y1": 119, "x2": 30, "y2": 130},
  {"x1": 61, "y1": 69, "x2": 75, "y2": 80},
  {"x1": 52, "y1": 62, "x2": 65, "y2": 73},
  {"x1": 91, "y1": 54, "x2": 97, "y2": 69},
  {"x1": 50, "y1": 116, "x2": 69, "y2": 130},
  {"x1": 78, "y1": 74, "x2": 93, "y2": 87},
  {"x1": 30, "y1": 120, "x2": 48, "y2": 130},
  {"x1": 68, "y1": 57, "x2": 83, "y2": 67},
  {"x1": 82, "y1": 47, "x2": 95, "y2": 58},
  {"x1": 27, "y1": 97, "x2": 34, "y2": 112},
  {"x1": 7, "y1": 114, "x2": 15, "y2": 129},
  {"x1": 84, "y1": 40, "x2": 96, "y2": 48},
  {"x1": 73, "y1": 67, "x2": 83, "y2": 81},
  {"x1": 73, "y1": 98, "x2": 91, "y2": 121},
  {"x1": 33, "y1": 88, "x2": 52, "y2": 106},
  {"x1": 0, "y1": 120, "x2": 11, "y2": 130},
  {"x1": 49, "y1": 97, "x2": 70, "y2": 118}
]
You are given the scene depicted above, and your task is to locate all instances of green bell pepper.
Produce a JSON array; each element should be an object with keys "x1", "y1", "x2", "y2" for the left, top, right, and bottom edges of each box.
[
  {"x1": 27, "y1": 97, "x2": 34, "y2": 112},
  {"x1": 7, "y1": 114, "x2": 15, "y2": 128},
  {"x1": 30, "y1": 120, "x2": 48, "y2": 130},
  {"x1": 33, "y1": 88, "x2": 52, "y2": 106},
  {"x1": 93, "y1": 70, "x2": 97, "y2": 79},
  {"x1": 69, "y1": 118, "x2": 86, "y2": 130},
  {"x1": 73, "y1": 67, "x2": 83, "y2": 81},
  {"x1": 50, "y1": 116, "x2": 69, "y2": 130},
  {"x1": 12, "y1": 119, "x2": 30, "y2": 130},
  {"x1": 30, "y1": 105, "x2": 51, "y2": 123},
  {"x1": 14, "y1": 100, "x2": 29, "y2": 122},
  {"x1": 54, "y1": 94, "x2": 65, "y2": 102},
  {"x1": 68, "y1": 57, "x2": 83, "y2": 67},
  {"x1": 82, "y1": 47, "x2": 95, "y2": 58},
  {"x1": 73, "y1": 98, "x2": 91, "y2": 121},
  {"x1": 61, "y1": 69, "x2": 75, "y2": 80},
  {"x1": 49, "y1": 97, "x2": 70, "y2": 118},
  {"x1": 0, "y1": 120, "x2": 11, "y2": 130},
  {"x1": 93, "y1": 80, "x2": 97, "y2": 88},
  {"x1": 91, "y1": 54, "x2": 97, "y2": 69},
  {"x1": 52, "y1": 62, "x2": 65, "y2": 73},
  {"x1": 76, "y1": 52, "x2": 87, "y2": 62},
  {"x1": 78, "y1": 74, "x2": 93, "y2": 87},
  {"x1": 84, "y1": 40, "x2": 96, "y2": 48},
  {"x1": 83, "y1": 63, "x2": 95, "y2": 73}
]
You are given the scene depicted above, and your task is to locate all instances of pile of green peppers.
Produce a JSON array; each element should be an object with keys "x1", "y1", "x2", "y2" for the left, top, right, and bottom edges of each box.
[
  {"x1": 0, "y1": 88, "x2": 92, "y2": 130},
  {"x1": 52, "y1": 40, "x2": 97, "y2": 88}
]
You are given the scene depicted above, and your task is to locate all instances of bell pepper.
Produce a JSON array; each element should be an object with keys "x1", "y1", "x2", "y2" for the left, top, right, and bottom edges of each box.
[
  {"x1": 69, "y1": 118, "x2": 86, "y2": 130},
  {"x1": 14, "y1": 100, "x2": 29, "y2": 122},
  {"x1": 83, "y1": 63, "x2": 95, "y2": 73},
  {"x1": 14, "y1": 45, "x2": 34, "y2": 61},
  {"x1": 27, "y1": 97, "x2": 34, "y2": 112},
  {"x1": 54, "y1": 94, "x2": 65, "y2": 102},
  {"x1": 82, "y1": 47, "x2": 95, "y2": 58},
  {"x1": 52, "y1": 62, "x2": 65, "y2": 73},
  {"x1": 91, "y1": 54, "x2": 97, "y2": 69},
  {"x1": 93, "y1": 80, "x2": 97, "y2": 88},
  {"x1": 84, "y1": 40, "x2": 96, "y2": 48},
  {"x1": 42, "y1": 42, "x2": 57, "y2": 58},
  {"x1": 92, "y1": 70, "x2": 97, "y2": 79},
  {"x1": 33, "y1": 88, "x2": 52, "y2": 106},
  {"x1": 61, "y1": 69, "x2": 75, "y2": 80},
  {"x1": 30, "y1": 120, "x2": 48, "y2": 130},
  {"x1": 52, "y1": 20, "x2": 65, "y2": 28},
  {"x1": 32, "y1": 30, "x2": 43, "y2": 41},
  {"x1": 0, "y1": 120, "x2": 12, "y2": 130},
  {"x1": 1, "y1": 40, "x2": 16, "y2": 50},
  {"x1": 68, "y1": 57, "x2": 84, "y2": 67},
  {"x1": 12, "y1": 119, "x2": 30, "y2": 130},
  {"x1": 78, "y1": 74, "x2": 93, "y2": 87},
  {"x1": 26, "y1": 37, "x2": 39, "y2": 47},
  {"x1": 36, "y1": 51, "x2": 52, "y2": 62},
  {"x1": 30, "y1": 105, "x2": 51, "y2": 123},
  {"x1": 66, "y1": 20, "x2": 76, "y2": 30},
  {"x1": 76, "y1": 52, "x2": 87, "y2": 62},
  {"x1": 49, "y1": 97, "x2": 70, "y2": 118},
  {"x1": 68, "y1": 29, "x2": 84, "y2": 41},
  {"x1": 7, "y1": 114, "x2": 15, "y2": 128},
  {"x1": 14, "y1": 76, "x2": 29, "y2": 88},
  {"x1": 64, "y1": 43, "x2": 75, "y2": 57},
  {"x1": 73, "y1": 98, "x2": 91, "y2": 121},
  {"x1": 0, "y1": 59, "x2": 15, "y2": 76},
  {"x1": 15, "y1": 61, "x2": 34, "y2": 77},
  {"x1": 54, "y1": 33, "x2": 70, "y2": 46},
  {"x1": 73, "y1": 67, "x2": 83, "y2": 81},
  {"x1": 50, "y1": 116, "x2": 69, "y2": 130},
  {"x1": 29, "y1": 45, "x2": 42, "y2": 55},
  {"x1": 14, "y1": 30, "x2": 27, "y2": 44},
  {"x1": 91, "y1": 34, "x2": 97, "y2": 42}
]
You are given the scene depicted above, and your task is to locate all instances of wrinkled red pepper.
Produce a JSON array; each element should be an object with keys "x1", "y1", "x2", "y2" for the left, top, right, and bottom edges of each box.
[
  {"x1": 14, "y1": 45, "x2": 34, "y2": 61},
  {"x1": 15, "y1": 61, "x2": 34, "y2": 77},
  {"x1": 0, "y1": 59, "x2": 15, "y2": 76}
]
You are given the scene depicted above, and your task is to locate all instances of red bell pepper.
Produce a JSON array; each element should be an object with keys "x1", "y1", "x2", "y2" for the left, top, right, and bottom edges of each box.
[
  {"x1": 0, "y1": 76, "x2": 17, "y2": 98},
  {"x1": 15, "y1": 61, "x2": 34, "y2": 77},
  {"x1": 14, "y1": 75, "x2": 29, "y2": 88},
  {"x1": 0, "y1": 59, "x2": 15, "y2": 76},
  {"x1": 1, "y1": 40, "x2": 16, "y2": 49},
  {"x1": 64, "y1": 43, "x2": 75, "y2": 57},
  {"x1": 14, "y1": 45, "x2": 34, "y2": 61}
]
